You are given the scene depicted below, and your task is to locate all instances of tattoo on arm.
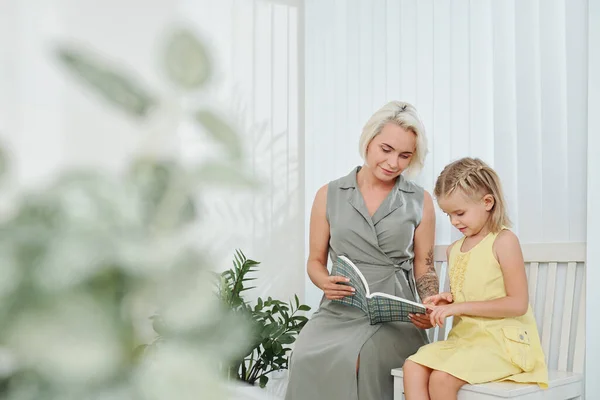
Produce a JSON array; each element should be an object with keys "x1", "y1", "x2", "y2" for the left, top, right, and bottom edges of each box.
[{"x1": 416, "y1": 247, "x2": 439, "y2": 299}]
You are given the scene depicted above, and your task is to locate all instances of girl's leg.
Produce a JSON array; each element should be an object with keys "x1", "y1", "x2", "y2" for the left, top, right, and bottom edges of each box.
[
  {"x1": 402, "y1": 360, "x2": 432, "y2": 400},
  {"x1": 428, "y1": 370, "x2": 467, "y2": 400}
]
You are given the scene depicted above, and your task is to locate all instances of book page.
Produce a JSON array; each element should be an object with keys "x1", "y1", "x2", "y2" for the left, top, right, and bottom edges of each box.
[
  {"x1": 366, "y1": 295, "x2": 427, "y2": 324},
  {"x1": 330, "y1": 256, "x2": 369, "y2": 314}
]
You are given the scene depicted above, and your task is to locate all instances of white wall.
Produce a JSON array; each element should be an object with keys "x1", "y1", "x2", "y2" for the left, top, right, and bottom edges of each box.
[
  {"x1": 175, "y1": 0, "x2": 305, "y2": 304},
  {"x1": 303, "y1": 0, "x2": 589, "y2": 311},
  {"x1": 0, "y1": 0, "x2": 305, "y2": 304}
]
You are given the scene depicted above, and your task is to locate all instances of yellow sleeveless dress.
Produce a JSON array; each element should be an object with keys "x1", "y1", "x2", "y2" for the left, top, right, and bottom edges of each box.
[{"x1": 407, "y1": 229, "x2": 548, "y2": 387}]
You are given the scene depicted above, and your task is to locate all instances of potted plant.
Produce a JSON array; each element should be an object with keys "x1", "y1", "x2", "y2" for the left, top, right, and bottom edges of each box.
[{"x1": 218, "y1": 250, "x2": 310, "y2": 389}]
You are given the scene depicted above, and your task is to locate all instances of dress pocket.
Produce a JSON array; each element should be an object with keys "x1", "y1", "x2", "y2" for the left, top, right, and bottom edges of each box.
[{"x1": 501, "y1": 326, "x2": 535, "y2": 372}]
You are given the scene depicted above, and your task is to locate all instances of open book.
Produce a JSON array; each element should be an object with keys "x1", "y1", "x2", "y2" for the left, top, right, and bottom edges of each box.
[{"x1": 331, "y1": 255, "x2": 427, "y2": 325}]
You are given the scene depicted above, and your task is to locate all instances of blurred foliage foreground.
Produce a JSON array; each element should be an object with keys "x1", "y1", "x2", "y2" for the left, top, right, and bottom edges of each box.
[{"x1": 0, "y1": 27, "x2": 310, "y2": 399}]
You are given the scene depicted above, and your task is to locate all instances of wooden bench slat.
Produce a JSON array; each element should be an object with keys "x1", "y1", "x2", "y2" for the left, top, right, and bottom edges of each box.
[
  {"x1": 557, "y1": 262, "x2": 577, "y2": 371},
  {"x1": 573, "y1": 278, "x2": 586, "y2": 374},
  {"x1": 541, "y1": 262, "x2": 557, "y2": 361},
  {"x1": 527, "y1": 262, "x2": 539, "y2": 311}
]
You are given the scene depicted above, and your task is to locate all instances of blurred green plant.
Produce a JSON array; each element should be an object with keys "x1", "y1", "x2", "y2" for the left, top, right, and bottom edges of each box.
[
  {"x1": 217, "y1": 250, "x2": 310, "y2": 388},
  {"x1": 0, "y1": 26, "x2": 258, "y2": 400}
]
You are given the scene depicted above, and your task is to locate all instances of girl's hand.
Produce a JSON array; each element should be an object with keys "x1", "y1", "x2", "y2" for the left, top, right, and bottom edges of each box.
[
  {"x1": 426, "y1": 303, "x2": 462, "y2": 327},
  {"x1": 423, "y1": 292, "x2": 453, "y2": 306},
  {"x1": 321, "y1": 276, "x2": 355, "y2": 300}
]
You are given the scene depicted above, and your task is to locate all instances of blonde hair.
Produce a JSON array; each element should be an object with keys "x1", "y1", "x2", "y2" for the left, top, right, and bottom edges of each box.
[
  {"x1": 358, "y1": 101, "x2": 428, "y2": 178},
  {"x1": 434, "y1": 157, "x2": 511, "y2": 232}
]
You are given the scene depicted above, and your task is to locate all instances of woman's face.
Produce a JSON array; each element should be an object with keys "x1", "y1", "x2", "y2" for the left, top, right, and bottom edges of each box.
[{"x1": 365, "y1": 123, "x2": 416, "y2": 182}]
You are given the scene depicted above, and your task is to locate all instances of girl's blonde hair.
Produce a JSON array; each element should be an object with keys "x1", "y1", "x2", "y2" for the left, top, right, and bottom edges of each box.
[
  {"x1": 358, "y1": 101, "x2": 428, "y2": 178},
  {"x1": 434, "y1": 157, "x2": 511, "y2": 232}
]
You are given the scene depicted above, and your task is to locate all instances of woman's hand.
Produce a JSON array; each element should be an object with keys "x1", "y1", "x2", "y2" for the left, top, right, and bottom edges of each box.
[
  {"x1": 426, "y1": 303, "x2": 462, "y2": 327},
  {"x1": 409, "y1": 292, "x2": 454, "y2": 329},
  {"x1": 320, "y1": 276, "x2": 355, "y2": 300},
  {"x1": 408, "y1": 312, "x2": 433, "y2": 329},
  {"x1": 423, "y1": 292, "x2": 453, "y2": 306}
]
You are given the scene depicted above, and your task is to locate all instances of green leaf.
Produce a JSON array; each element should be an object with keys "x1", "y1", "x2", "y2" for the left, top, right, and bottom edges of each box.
[
  {"x1": 278, "y1": 334, "x2": 295, "y2": 344},
  {"x1": 294, "y1": 294, "x2": 299, "y2": 308},
  {"x1": 164, "y1": 29, "x2": 211, "y2": 89},
  {"x1": 57, "y1": 47, "x2": 155, "y2": 117},
  {"x1": 273, "y1": 342, "x2": 283, "y2": 355},
  {"x1": 195, "y1": 109, "x2": 242, "y2": 159},
  {"x1": 298, "y1": 305, "x2": 311, "y2": 312},
  {"x1": 259, "y1": 375, "x2": 269, "y2": 388}
]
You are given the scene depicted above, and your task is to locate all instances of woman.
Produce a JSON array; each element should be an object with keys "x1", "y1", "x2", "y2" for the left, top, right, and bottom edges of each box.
[{"x1": 285, "y1": 101, "x2": 439, "y2": 400}]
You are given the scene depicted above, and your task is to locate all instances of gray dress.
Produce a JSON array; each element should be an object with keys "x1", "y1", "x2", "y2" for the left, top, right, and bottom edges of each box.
[{"x1": 285, "y1": 167, "x2": 429, "y2": 400}]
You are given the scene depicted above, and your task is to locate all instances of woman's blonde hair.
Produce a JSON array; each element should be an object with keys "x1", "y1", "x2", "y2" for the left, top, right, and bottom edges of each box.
[
  {"x1": 358, "y1": 101, "x2": 428, "y2": 178},
  {"x1": 434, "y1": 157, "x2": 511, "y2": 232}
]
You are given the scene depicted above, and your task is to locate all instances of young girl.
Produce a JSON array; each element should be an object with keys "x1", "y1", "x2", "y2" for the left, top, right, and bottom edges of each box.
[{"x1": 403, "y1": 157, "x2": 548, "y2": 400}]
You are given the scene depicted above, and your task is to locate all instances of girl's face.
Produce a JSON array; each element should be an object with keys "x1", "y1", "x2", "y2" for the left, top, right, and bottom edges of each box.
[
  {"x1": 365, "y1": 123, "x2": 416, "y2": 182},
  {"x1": 437, "y1": 189, "x2": 495, "y2": 237}
]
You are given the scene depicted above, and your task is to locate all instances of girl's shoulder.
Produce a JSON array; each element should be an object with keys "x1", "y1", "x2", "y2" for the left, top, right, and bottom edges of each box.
[
  {"x1": 492, "y1": 228, "x2": 520, "y2": 249},
  {"x1": 445, "y1": 238, "x2": 464, "y2": 260},
  {"x1": 491, "y1": 228, "x2": 522, "y2": 261}
]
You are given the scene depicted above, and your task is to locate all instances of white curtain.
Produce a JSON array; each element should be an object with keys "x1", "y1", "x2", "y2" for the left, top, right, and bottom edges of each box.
[
  {"x1": 305, "y1": 0, "x2": 587, "y2": 245},
  {"x1": 304, "y1": 0, "x2": 588, "y2": 306}
]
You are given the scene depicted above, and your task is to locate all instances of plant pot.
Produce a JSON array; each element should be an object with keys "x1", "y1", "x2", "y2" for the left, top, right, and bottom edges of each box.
[{"x1": 225, "y1": 371, "x2": 288, "y2": 399}]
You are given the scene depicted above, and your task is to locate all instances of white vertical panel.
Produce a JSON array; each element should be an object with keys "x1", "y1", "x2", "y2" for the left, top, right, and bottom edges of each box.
[
  {"x1": 514, "y1": 0, "x2": 543, "y2": 243},
  {"x1": 399, "y1": 0, "x2": 417, "y2": 103},
  {"x1": 273, "y1": 4, "x2": 290, "y2": 203},
  {"x1": 346, "y1": 0, "x2": 361, "y2": 165},
  {"x1": 587, "y1": 0, "x2": 600, "y2": 394},
  {"x1": 468, "y1": 0, "x2": 493, "y2": 164},
  {"x1": 448, "y1": 0, "x2": 470, "y2": 243},
  {"x1": 231, "y1": 0, "x2": 255, "y2": 115},
  {"x1": 565, "y1": 0, "x2": 588, "y2": 243},
  {"x1": 333, "y1": 0, "x2": 348, "y2": 174},
  {"x1": 216, "y1": 0, "x2": 233, "y2": 82},
  {"x1": 491, "y1": 0, "x2": 519, "y2": 234},
  {"x1": 449, "y1": 0, "x2": 470, "y2": 160},
  {"x1": 539, "y1": 0, "x2": 569, "y2": 242},
  {"x1": 254, "y1": 1, "x2": 273, "y2": 251},
  {"x1": 304, "y1": 0, "x2": 320, "y2": 312},
  {"x1": 358, "y1": 0, "x2": 373, "y2": 122},
  {"x1": 323, "y1": 0, "x2": 335, "y2": 178},
  {"x1": 372, "y1": 0, "x2": 387, "y2": 108},
  {"x1": 289, "y1": 6, "x2": 300, "y2": 200},
  {"x1": 432, "y1": 0, "x2": 452, "y2": 245},
  {"x1": 385, "y1": 0, "x2": 402, "y2": 102},
  {"x1": 415, "y1": 0, "x2": 434, "y2": 190}
]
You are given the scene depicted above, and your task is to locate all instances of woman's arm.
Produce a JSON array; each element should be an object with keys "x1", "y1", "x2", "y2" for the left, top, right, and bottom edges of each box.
[
  {"x1": 413, "y1": 190, "x2": 439, "y2": 300},
  {"x1": 307, "y1": 185, "x2": 354, "y2": 299},
  {"x1": 428, "y1": 230, "x2": 529, "y2": 326}
]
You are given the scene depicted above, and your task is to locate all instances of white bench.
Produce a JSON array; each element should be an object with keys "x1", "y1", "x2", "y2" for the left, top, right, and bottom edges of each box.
[{"x1": 392, "y1": 243, "x2": 586, "y2": 400}]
